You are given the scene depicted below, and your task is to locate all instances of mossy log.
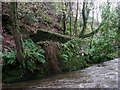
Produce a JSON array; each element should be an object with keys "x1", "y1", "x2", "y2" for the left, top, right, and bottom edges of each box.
[{"x1": 31, "y1": 29, "x2": 71, "y2": 43}]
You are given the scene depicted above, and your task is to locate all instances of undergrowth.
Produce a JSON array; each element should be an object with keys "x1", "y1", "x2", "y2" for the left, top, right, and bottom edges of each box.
[{"x1": 2, "y1": 37, "x2": 117, "y2": 83}]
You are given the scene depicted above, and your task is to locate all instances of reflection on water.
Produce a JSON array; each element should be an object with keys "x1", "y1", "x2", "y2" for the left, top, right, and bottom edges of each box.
[{"x1": 2, "y1": 58, "x2": 119, "y2": 89}]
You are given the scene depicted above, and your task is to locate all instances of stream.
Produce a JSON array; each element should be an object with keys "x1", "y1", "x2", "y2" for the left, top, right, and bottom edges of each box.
[{"x1": 2, "y1": 58, "x2": 119, "y2": 89}]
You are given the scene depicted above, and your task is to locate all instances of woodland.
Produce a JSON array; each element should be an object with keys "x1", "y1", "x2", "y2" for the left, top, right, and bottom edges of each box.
[{"x1": 1, "y1": 1, "x2": 120, "y2": 83}]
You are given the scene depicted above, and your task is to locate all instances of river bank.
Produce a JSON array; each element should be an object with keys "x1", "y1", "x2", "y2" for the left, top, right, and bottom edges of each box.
[{"x1": 2, "y1": 58, "x2": 119, "y2": 89}]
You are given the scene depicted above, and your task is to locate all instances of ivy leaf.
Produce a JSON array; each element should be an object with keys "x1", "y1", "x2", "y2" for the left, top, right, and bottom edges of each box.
[
  {"x1": 38, "y1": 49, "x2": 45, "y2": 53},
  {"x1": 61, "y1": 54, "x2": 68, "y2": 60},
  {"x1": 7, "y1": 59, "x2": 15, "y2": 64},
  {"x1": 37, "y1": 54, "x2": 45, "y2": 58},
  {"x1": 27, "y1": 61, "x2": 36, "y2": 69},
  {"x1": 38, "y1": 57, "x2": 46, "y2": 63}
]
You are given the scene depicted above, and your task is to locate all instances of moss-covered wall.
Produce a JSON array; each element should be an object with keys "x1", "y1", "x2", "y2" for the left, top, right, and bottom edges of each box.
[{"x1": 30, "y1": 29, "x2": 71, "y2": 43}]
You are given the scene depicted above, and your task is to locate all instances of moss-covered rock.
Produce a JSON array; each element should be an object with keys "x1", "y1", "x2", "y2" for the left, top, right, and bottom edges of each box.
[{"x1": 31, "y1": 29, "x2": 71, "y2": 43}]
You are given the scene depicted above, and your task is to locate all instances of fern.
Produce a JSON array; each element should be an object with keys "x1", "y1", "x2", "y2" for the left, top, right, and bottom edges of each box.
[{"x1": 24, "y1": 39, "x2": 46, "y2": 71}]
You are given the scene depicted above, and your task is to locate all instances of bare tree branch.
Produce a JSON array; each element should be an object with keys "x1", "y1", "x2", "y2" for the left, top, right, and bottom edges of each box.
[{"x1": 79, "y1": 16, "x2": 108, "y2": 38}]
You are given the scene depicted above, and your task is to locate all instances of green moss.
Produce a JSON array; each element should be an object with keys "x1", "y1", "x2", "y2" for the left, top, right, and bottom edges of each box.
[
  {"x1": 61, "y1": 56, "x2": 89, "y2": 72},
  {"x1": 31, "y1": 29, "x2": 71, "y2": 43},
  {"x1": 2, "y1": 66, "x2": 22, "y2": 83},
  {"x1": 2, "y1": 65, "x2": 47, "y2": 83},
  {"x1": 3, "y1": 76, "x2": 20, "y2": 83}
]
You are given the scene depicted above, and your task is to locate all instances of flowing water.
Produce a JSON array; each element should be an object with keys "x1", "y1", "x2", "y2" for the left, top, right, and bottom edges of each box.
[{"x1": 2, "y1": 58, "x2": 119, "y2": 89}]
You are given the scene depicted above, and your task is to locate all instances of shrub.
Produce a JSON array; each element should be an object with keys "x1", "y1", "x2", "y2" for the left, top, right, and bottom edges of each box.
[
  {"x1": 90, "y1": 36, "x2": 117, "y2": 63},
  {"x1": 81, "y1": 36, "x2": 117, "y2": 64},
  {"x1": 59, "y1": 39, "x2": 89, "y2": 71}
]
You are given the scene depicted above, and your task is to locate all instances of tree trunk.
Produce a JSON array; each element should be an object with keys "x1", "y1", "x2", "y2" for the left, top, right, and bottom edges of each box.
[
  {"x1": 62, "y1": 2, "x2": 66, "y2": 35},
  {"x1": 69, "y1": 2, "x2": 72, "y2": 37},
  {"x1": 90, "y1": 5, "x2": 94, "y2": 48},
  {"x1": 10, "y1": 2, "x2": 25, "y2": 67},
  {"x1": 91, "y1": 6, "x2": 94, "y2": 31},
  {"x1": 74, "y1": 1, "x2": 79, "y2": 37},
  {"x1": 79, "y1": 1, "x2": 90, "y2": 37},
  {"x1": 96, "y1": 8, "x2": 99, "y2": 25},
  {"x1": 117, "y1": 2, "x2": 120, "y2": 58},
  {"x1": 63, "y1": 12, "x2": 66, "y2": 34}
]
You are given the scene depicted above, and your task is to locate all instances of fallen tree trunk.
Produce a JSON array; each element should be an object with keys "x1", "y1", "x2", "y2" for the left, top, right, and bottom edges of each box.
[{"x1": 31, "y1": 29, "x2": 71, "y2": 43}]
